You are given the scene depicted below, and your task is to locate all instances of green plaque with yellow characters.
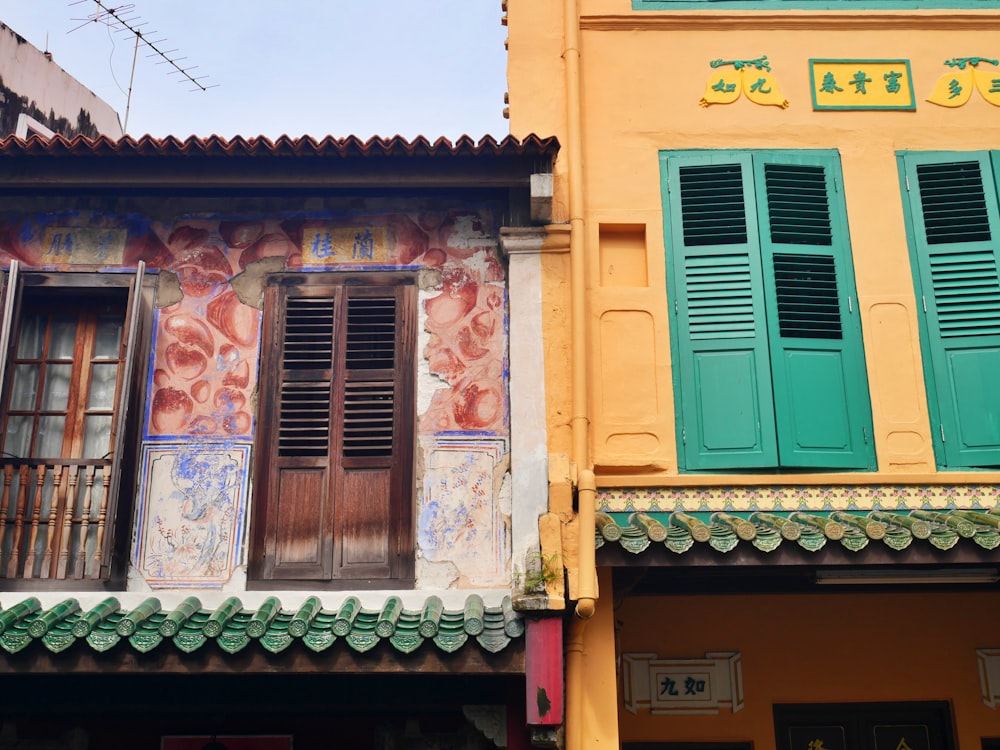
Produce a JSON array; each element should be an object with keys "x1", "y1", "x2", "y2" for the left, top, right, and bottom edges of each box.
[{"x1": 810, "y1": 59, "x2": 915, "y2": 111}]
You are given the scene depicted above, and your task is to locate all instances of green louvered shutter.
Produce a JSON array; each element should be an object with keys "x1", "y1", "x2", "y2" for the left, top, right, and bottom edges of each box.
[
  {"x1": 753, "y1": 152, "x2": 875, "y2": 469},
  {"x1": 902, "y1": 152, "x2": 1000, "y2": 468},
  {"x1": 663, "y1": 152, "x2": 778, "y2": 469}
]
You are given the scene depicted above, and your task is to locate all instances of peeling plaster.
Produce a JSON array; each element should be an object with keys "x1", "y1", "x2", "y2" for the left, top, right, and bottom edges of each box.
[
  {"x1": 416, "y1": 555, "x2": 461, "y2": 589},
  {"x1": 417, "y1": 287, "x2": 443, "y2": 419},
  {"x1": 231, "y1": 255, "x2": 287, "y2": 309},
  {"x1": 443, "y1": 216, "x2": 496, "y2": 250},
  {"x1": 155, "y1": 270, "x2": 183, "y2": 308}
]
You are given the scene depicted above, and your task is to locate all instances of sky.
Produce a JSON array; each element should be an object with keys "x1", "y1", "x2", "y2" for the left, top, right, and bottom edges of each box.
[{"x1": 1, "y1": 0, "x2": 512, "y2": 141}]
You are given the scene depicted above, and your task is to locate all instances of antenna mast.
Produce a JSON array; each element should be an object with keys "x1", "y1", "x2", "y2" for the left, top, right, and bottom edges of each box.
[{"x1": 69, "y1": 0, "x2": 217, "y2": 133}]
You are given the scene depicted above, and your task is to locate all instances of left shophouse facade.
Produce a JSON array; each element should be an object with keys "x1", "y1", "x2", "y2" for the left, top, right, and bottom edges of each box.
[{"x1": 0, "y1": 132, "x2": 561, "y2": 750}]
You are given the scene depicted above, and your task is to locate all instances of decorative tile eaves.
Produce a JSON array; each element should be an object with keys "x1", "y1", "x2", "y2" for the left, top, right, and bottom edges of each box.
[
  {"x1": 596, "y1": 508, "x2": 1000, "y2": 556},
  {"x1": 0, "y1": 594, "x2": 524, "y2": 657}
]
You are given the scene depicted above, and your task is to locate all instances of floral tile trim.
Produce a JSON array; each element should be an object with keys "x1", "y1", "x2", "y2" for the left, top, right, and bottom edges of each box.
[{"x1": 597, "y1": 485, "x2": 1000, "y2": 513}]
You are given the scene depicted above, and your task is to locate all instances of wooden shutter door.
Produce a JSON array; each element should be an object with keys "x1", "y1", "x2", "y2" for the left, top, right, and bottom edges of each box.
[
  {"x1": 902, "y1": 151, "x2": 1000, "y2": 468},
  {"x1": 662, "y1": 151, "x2": 778, "y2": 469},
  {"x1": 332, "y1": 282, "x2": 415, "y2": 580},
  {"x1": 754, "y1": 152, "x2": 875, "y2": 469},
  {"x1": 254, "y1": 282, "x2": 337, "y2": 579}
]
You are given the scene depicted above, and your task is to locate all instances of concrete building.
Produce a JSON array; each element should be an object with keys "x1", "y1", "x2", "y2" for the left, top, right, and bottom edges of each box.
[{"x1": 0, "y1": 20, "x2": 121, "y2": 138}]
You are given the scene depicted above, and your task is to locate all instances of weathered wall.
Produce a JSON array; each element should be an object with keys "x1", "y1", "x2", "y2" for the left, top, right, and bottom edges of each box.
[{"x1": 0, "y1": 197, "x2": 513, "y2": 592}]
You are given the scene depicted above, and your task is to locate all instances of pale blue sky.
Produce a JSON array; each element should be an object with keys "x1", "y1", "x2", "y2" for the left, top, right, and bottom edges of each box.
[{"x1": 1, "y1": 0, "x2": 511, "y2": 140}]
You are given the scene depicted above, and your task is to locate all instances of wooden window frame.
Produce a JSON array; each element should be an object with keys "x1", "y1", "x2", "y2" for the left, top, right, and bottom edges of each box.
[
  {"x1": 0, "y1": 262, "x2": 152, "y2": 589},
  {"x1": 248, "y1": 271, "x2": 417, "y2": 589},
  {"x1": 661, "y1": 149, "x2": 875, "y2": 472},
  {"x1": 898, "y1": 150, "x2": 1000, "y2": 470}
]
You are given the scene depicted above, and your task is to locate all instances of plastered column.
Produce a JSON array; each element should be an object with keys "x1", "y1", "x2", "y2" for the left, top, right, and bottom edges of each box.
[{"x1": 501, "y1": 228, "x2": 550, "y2": 586}]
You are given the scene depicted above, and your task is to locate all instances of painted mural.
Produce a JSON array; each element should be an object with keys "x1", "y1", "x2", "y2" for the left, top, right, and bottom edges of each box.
[
  {"x1": 135, "y1": 444, "x2": 249, "y2": 587},
  {"x1": 418, "y1": 438, "x2": 510, "y2": 587},
  {"x1": 0, "y1": 205, "x2": 512, "y2": 588}
]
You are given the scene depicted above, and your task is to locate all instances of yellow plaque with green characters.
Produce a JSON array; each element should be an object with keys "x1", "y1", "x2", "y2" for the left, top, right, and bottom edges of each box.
[{"x1": 810, "y1": 59, "x2": 915, "y2": 110}]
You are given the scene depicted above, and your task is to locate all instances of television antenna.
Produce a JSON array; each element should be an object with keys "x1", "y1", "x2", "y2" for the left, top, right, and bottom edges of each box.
[{"x1": 68, "y1": 0, "x2": 218, "y2": 133}]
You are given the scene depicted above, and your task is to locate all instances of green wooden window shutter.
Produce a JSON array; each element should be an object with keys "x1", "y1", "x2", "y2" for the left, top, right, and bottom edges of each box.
[
  {"x1": 663, "y1": 150, "x2": 874, "y2": 471},
  {"x1": 901, "y1": 151, "x2": 1000, "y2": 468},
  {"x1": 663, "y1": 151, "x2": 779, "y2": 469},
  {"x1": 753, "y1": 152, "x2": 875, "y2": 469}
]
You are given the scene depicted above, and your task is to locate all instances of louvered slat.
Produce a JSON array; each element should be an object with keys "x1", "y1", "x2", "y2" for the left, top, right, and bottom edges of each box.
[
  {"x1": 685, "y1": 254, "x2": 756, "y2": 339},
  {"x1": 772, "y1": 253, "x2": 842, "y2": 339},
  {"x1": 346, "y1": 297, "x2": 396, "y2": 369},
  {"x1": 343, "y1": 383, "x2": 395, "y2": 457},
  {"x1": 764, "y1": 164, "x2": 832, "y2": 246},
  {"x1": 278, "y1": 383, "x2": 331, "y2": 456},
  {"x1": 928, "y1": 251, "x2": 1000, "y2": 337},
  {"x1": 342, "y1": 294, "x2": 398, "y2": 458},
  {"x1": 278, "y1": 297, "x2": 334, "y2": 457},
  {"x1": 283, "y1": 298, "x2": 334, "y2": 370},
  {"x1": 915, "y1": 160, "x2": 1000, "y2": 338},
  {"x1": 678, "y1": 164, "x2": 748, "y2": 246},
  {"x1": 917, "y1": 161, "x2": 992, "y2": 245}
]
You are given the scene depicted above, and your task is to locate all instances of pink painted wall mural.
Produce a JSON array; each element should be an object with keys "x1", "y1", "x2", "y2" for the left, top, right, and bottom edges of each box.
[
  {"x1": 149, "y1": 291, "x2": 260, "y2": 439},
  {"x1": 423, "y1": 276, "x2": 507, "y2": 434}
]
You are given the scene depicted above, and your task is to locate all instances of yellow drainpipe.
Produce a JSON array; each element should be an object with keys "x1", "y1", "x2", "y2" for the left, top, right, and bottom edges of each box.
[
  {"x1": 563, "y1": 0, "x2": 595, "y2": 619},
  {"x1": 562, "y1": 0, "x2": 597, "y2": 749}
]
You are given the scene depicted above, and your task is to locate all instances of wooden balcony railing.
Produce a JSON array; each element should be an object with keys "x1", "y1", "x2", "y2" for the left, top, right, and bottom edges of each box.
[{"x1": 0, "y1": 458, "x2": 112, "y2": 581}]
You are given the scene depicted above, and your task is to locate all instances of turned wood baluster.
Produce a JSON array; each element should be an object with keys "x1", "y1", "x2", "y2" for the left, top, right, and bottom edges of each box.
[
  {"x1": 0, "y1": 465, "x2": 13, "y2": 572},
  {"x1": 90, "y1": 468, "x2": 111, "y2": 578},
  {"x1": 40, "y1": 465, "x2": 65, "y2": 578},
  {"x1": 56, "y1": 465, "x2": 78, "y2": 580},
  {"x1": 6, "y1": 465, "x2": 30, "y2": 578},
  {"x1": 21, "y1": 465, "x2": 47, "y2": 579},
  {"x1": 74, "y1": 465, "x2": 96, "y2": 579}
]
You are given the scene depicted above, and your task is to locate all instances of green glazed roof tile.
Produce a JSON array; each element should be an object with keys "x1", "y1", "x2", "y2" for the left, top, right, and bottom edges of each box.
[
  {"x1": 973, "y1": 527, "x2": 1000, "y2": 550},
  {"x1": 433, "y1": 630, "x2": 468, "y2": 653},
  {"x1": 301, "y1": 629, "x2": 336, "y2": 653},
  {"x1": 597, "y1": 508, "x2": 1000, "y2": 558},
  {"x1": 0, "y1": 595, "x2": 523, "y2": 657},
  {"x1": 1, "y1": 630, "x2": 31, "y2": 654}
]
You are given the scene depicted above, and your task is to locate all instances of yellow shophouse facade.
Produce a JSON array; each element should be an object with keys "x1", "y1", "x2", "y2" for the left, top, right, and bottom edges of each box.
[{"x1": 505, "y1": 1, "x2": 1000, "y2": 749}]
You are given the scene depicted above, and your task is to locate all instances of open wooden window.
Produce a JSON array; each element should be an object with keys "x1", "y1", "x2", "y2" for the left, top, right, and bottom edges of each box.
[
  {"x1": 248, "y1": 272, "x2": 416, "y2": 587},
  {"x1": 0, "y1": 262, "x2": 152, "y2": 586}
]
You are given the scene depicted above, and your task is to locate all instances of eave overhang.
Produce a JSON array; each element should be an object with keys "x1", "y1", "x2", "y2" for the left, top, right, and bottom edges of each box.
[
  {"x1": 0, "y1": 133, "x2": 561, "y2": 194},
  {"x1": 0, "y1": 594, "x2": 526, "y2": 674}
]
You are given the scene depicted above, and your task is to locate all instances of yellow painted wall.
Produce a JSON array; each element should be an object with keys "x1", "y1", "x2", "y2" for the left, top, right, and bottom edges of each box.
[
  {"x1": 614, "y1": 586, "x2": 1000, "y2": 747},
  {"x1": 575, "y1": 569, "x2": 623, "y2": 750},
  {"x1": 507, "y1": 1, "x2": 1000, "y2": 482}
]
